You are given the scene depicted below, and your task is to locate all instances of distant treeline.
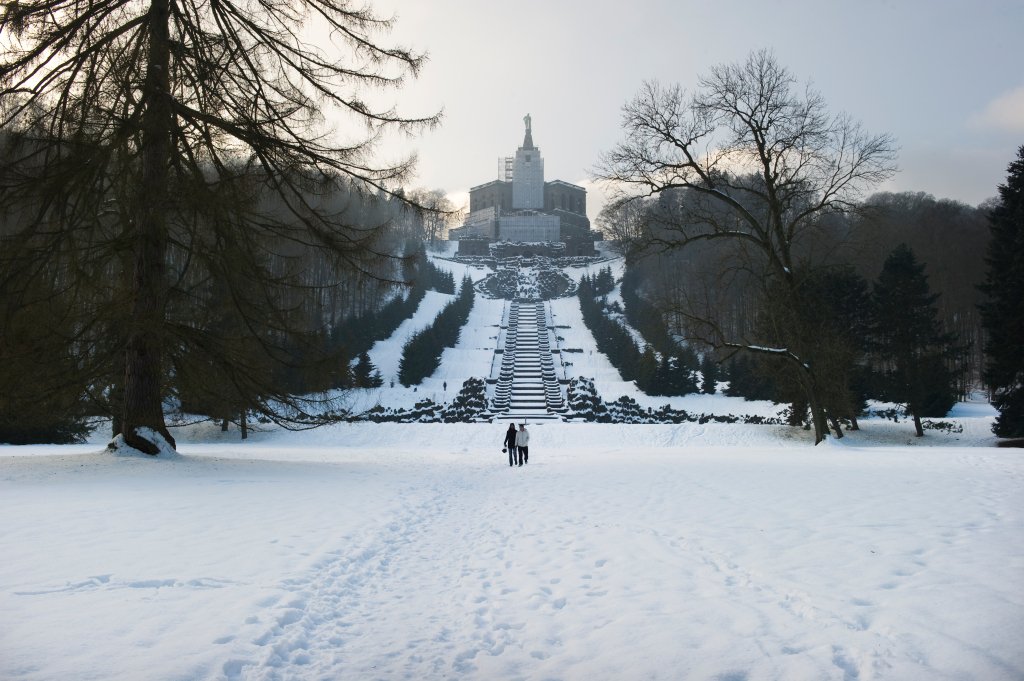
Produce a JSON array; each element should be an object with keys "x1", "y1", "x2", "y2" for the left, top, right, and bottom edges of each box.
[{"x1": 600, "y1": 188, "x2": 977, "y2": 436}]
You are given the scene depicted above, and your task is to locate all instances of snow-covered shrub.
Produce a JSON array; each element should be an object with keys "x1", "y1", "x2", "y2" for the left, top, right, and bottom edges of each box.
[
  {"x1": 406, "y1": 399, "x2": 444, "y2": 422},
  {"x1": 357, "y1": 399, "x2": 444, "y2": 423},
  {"x1": 651, "y1": 404, "x2": 693, "y2": 424},
  {"x1": 922, "y1": 420, "x2": 963, "y2": 434},
  {"x1": 566, "y1": 377, "x2": 609, "y2": 422},
  {"x1": 478, "y1": 268, "x2": 519, "y2": 299},
  {"x1": 605, "y1": 395, "x2": 650, "y2": 423},
  {"x1": 536, "y1": 267, "x2": 574, "y2": 299},
  {"x1": 443, "y1": 378, "x2": 489, "y2": 422},
  {"x1": 477, "y1": 256, "x2": 575, "y2": 300}
]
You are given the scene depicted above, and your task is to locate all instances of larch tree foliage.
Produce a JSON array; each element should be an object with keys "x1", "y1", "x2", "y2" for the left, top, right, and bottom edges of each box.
[
  {"x1": 979, "y1": 146, "x2": 1024, "y2": 439},
  {"x1": 595, "y1": 49, "x2": 897, "y2": 444},
  {"x1": 0, "y1": 1, "x2": 438, "y2": 453}
]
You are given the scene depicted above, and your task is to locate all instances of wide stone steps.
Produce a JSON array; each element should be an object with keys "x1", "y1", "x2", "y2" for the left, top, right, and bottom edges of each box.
[{"x1": 490, "y1": 299, "x2": 567, "y2": 419}]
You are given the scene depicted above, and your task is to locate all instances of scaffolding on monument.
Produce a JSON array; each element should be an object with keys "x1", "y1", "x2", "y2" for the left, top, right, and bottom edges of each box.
[{"x1": 499, "y1": 156, "x2": 514, "y2": 182}]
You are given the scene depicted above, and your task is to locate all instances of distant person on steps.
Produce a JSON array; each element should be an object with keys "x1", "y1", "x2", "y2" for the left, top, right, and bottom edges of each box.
[
  {"x1": 515, "y1": 424, "x2": 530, "y2": 466},
  {"x1": 503, "y1": 423, "x2": 518, "y2": 467}
]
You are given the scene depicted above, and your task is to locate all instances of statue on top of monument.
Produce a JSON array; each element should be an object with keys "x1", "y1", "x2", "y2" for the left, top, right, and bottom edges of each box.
[{"x1": 524, "y1": 113, "x2": 531, "y2": 132}]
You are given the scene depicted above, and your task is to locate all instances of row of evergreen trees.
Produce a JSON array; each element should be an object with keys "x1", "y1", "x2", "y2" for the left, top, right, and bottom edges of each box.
[
  {"x1": 326, "y1": 244, "x2": 454, "y2": 390},
  {"x1": 620, "y1": 267, "x2": 723, "y2": 394},
  {"x1": 577, "y1": 272, "x2": 701, "y2": 396},
  {"x1": 587, "y1": 266, "x2": 617, "y2": 296},
  {"x1": 398, "y1": 276, "x2": 476, "y2": 387}
]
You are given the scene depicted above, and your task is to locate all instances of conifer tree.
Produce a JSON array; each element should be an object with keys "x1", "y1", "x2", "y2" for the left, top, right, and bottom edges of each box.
[
  {"x1": 871, "y1": 245, "x2": 959, "y2": 436},
  {"x1": 0, "y1": 295, "x2": 94, "y2": 443},
  {"x1": 353, "y1": 352, "x2": 382, "y2": 389},
  {"x1": 700, "y1": 355, "x2": 719, "y2": 394},
  {"x1": 723, "y1": 355, "x2": 778, "y2": 402},
  {"x1": 1, "y1": 1, "x2": 437, "y2": 453},
  {"x1": 979, "y1": 147, "x2": 1024, "y2": 438},
  {"x1": 765, "y1": 266, "x2": 873, "y2": 435},
  {"x1": 636, "y1": 346, "x2": 659, "y2": 393},
  {"x1": 593, "y1": 267, "x2": 616, "y2": 295}
]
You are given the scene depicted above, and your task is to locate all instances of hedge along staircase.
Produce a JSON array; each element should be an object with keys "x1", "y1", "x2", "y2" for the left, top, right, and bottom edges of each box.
[{"x1": 490, "y1": 300, "x2": 567, "y2": 421}]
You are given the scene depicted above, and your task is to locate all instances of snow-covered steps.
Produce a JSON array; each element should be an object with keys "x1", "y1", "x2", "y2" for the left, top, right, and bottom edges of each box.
[{"x1": 490, "y1": 300, "x2": 567, "y2": 419}]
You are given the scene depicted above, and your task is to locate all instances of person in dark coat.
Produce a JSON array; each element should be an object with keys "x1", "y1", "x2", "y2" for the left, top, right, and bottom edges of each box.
[{"x1": 503, "y1": 423, "x2": 517, "y2": 467}]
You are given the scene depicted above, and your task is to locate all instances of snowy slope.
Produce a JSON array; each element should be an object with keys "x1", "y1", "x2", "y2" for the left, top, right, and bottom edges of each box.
[
  {"x1": 343, "y1": 258, "x2": 496, "y2": 412},
  {"x1": 1, "y1": 417, "x2": 1020, "y2": 681},
  {"x1": 342, "y1": 250, "x2": 784, "y2": 421}
]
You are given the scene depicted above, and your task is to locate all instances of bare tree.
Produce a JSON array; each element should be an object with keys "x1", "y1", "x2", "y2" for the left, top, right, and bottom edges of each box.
[
  {"x1": 595, "y1": 50, "x2": 897, "y2": 443},
  {"x1": 1, "y1": 1, "x2": 439, "y2": 453},
  {"x1": 405, "y1": 188, "x2": 462, "y2": 247},
  {"x1": 596, "y1": 197, "x2": 648, "y2": 257}
]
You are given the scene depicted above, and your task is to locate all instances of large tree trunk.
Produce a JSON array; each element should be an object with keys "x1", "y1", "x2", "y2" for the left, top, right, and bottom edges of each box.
[
  {"x1": 800, "y1": 366, "x2": 830, "y2": 445},
  {"x1": 109, "y1": 378, "x2": 124, "y2": 438},
  {"x1": 828, "y1": 414, "x2": 844, "y2": 439},
  {"x1": 121, "y1": 0, "x2": 175, "y2": 455},
  {"x1": 795, "y1": 363, "x2": 830, "y2": 445},
  {"x1": 808, "y1": 393, "x2": 830, "y2": 445},
  {"x1": 913, "y1": 412, "x2": 924, "y2": 437}
]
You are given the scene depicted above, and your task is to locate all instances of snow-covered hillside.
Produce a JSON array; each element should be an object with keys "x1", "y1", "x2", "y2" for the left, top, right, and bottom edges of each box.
[{"x1": 340, "y1": 249, "x2": 785, "y2": 421}]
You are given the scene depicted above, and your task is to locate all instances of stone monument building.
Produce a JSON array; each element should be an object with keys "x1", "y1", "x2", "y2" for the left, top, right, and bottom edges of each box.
[{"x1": 450, "y1": 116, "x2": 595, "y2": 255}]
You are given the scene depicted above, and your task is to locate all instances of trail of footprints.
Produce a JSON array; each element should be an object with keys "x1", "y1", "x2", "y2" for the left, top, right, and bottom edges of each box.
[
  {"x1": 219, "y1": 485, "x2": 453, "y2": 679},
  {"x1": 217, "y1": 483, "x2": 614, "y2": 678},
  {"x1": 216, "y1": 486, "x2": 946, "y2": 680},
  {"x1": 691, "y1": 534, "x2": 939, "y2": 680},
  {"x1": 444, "y1": 526, "x2": 614, "y2": 674}
]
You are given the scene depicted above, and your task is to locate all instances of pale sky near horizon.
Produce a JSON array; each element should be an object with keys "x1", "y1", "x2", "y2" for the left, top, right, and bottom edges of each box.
[{"x1": 352, "y1": 0, "x2": 1023, "y2": 219}]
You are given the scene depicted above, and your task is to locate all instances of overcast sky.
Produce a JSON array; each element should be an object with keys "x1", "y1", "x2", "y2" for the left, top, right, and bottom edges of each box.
[{"x1": 359, "y1": 0, "x2": 1022, "y2": 218}]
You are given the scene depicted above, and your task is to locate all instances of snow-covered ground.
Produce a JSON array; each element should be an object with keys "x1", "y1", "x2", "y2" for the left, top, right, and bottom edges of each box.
[
  {"x1": 2, "y1": 415, "x2": 1021, "y2": 681},
  {"x1": 3, "y1": 248, "x2": 1019, "y2": 680}
]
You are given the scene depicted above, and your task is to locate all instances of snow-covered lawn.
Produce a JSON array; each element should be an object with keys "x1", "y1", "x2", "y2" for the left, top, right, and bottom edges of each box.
[{"x1": 2, "y1": 420, "x2": 1021, "y2": 680}]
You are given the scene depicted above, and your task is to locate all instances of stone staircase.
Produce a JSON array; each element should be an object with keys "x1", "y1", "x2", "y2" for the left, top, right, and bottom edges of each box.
[{"x1": 490, "y1": 301, "x2": 567, "y2": 420}]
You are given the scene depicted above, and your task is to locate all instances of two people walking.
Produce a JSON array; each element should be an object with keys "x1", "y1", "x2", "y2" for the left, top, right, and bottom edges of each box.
[{"x1": 503, "y1": 423, "x2": 529, "y2": 467}]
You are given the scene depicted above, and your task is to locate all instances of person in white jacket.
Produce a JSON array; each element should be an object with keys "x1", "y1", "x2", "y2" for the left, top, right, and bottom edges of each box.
[{"x1": 515, "y1": 424, "x2": 530, "y2": 466}]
